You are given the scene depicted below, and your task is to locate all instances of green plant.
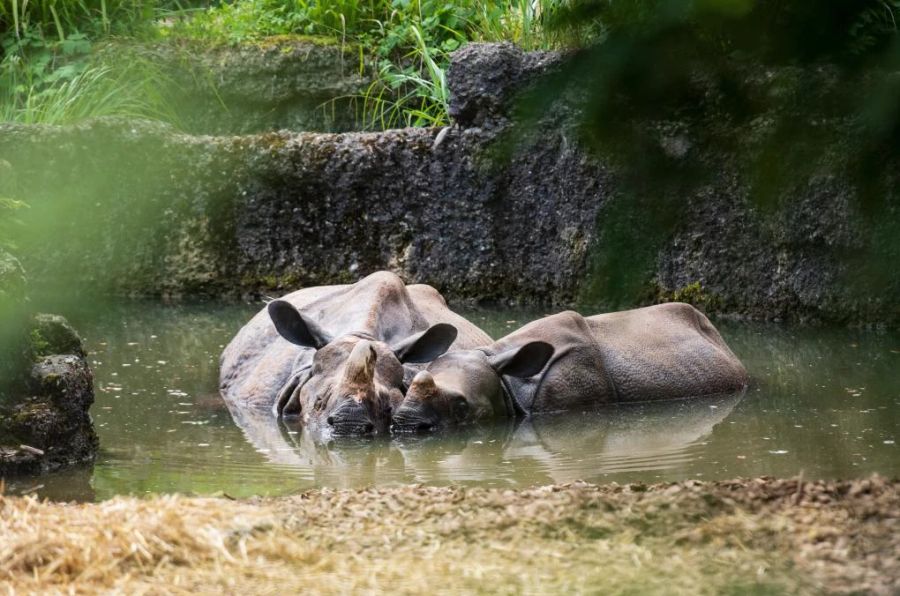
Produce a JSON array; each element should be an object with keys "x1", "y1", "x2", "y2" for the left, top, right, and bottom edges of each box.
[
  {"x1": 28, "y1": 328, "x2": 50, "y2": 360},
  {"x1": 0, "y1": 1, "x2": 209, "y2": 126},
  {"x1": 660, "y1": 282, "x2": 722, "y2": 311},
  {"x1": 0, "y1": 0, "x2": 572, "y2": 131},
  {"x1": 1, "y1": 48, "x2": 181, "y2": 125},
  {"x1": 0, "y1": 0, "x2": 206, "y2": 40},
  {"x1": 166, "y1": 1, "x2": 568, "y2": 128},
  {"x1": 354, "y1": 23, "x2": 451, "y2": 129},
  {"x1": 470, "y1": 0, "x2": 580, "y2": 50}
]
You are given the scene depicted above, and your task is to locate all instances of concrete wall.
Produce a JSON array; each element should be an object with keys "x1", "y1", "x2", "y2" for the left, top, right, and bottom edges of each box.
[{"x1": 1, "y1": 44, "x2": 897, "y2": 325}]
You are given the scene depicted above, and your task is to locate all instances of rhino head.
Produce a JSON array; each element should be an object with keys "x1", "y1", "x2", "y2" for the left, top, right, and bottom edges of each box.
[
  {"x1": 267, "y1": 299, "x2": 457, "y2": 436},
  {"x1": 391, "y1": 341, "x2": 553, "y2": 433}
]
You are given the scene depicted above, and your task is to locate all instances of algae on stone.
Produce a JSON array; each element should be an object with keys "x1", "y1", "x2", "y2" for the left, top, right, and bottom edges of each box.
[{"x1": 0, "y1": 312, "x2": 98, "y2": 476}]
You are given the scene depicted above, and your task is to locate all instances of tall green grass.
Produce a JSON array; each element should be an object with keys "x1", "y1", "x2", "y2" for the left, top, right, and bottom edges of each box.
[
  {"x1": 353, "y1": 23, "x2": 451, "y2": 129},
  {"x1": 0, "y1": 0, "x2": 201, "y2": 125},
  {"x1": 0, "y1": 1, "x2": 573, "y2": 129},
  {"x1": 0, "y1": 0, "x2": 203, "y2": 39},
  {"x1": 0, "y1": 56, "x2": 180, "y2": 125},
  {"x1": 347, "y1": 0, "x2": 573, "y2": 129},
  {"x1": 168, "y1": 0, "x2": 572, "y2": 130}
]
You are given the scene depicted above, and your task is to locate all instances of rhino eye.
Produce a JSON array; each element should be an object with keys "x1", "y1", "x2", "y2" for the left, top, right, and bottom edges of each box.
[{"x1": 451, "y1": 396, "x2": 469, "y2": 419}]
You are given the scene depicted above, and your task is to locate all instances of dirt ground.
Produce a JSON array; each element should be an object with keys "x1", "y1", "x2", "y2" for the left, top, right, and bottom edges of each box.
[{"x1": 0, "y1": 475, "x2": 897, "y2": 595}]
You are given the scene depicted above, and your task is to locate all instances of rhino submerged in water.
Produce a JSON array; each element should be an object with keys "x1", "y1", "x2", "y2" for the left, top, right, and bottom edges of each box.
[
  {"x1": 219, "y1": 272, "x2": 491, "y2": 436},
  {"x1": 392, "y1": 303, "x2": 748, "y2": 432}
]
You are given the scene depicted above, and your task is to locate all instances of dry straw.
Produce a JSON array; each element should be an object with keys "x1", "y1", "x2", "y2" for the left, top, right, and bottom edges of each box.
[{"x1": 0, "y1": 477, "x2": 897, "y2": 594}]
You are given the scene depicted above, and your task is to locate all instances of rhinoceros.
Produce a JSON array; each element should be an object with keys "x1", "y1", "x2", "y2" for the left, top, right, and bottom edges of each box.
[
  {"x1": 219, "y1": 271, "x2": 491, "y2": 436},
  {"x1": 391, "y1": 303, "x2": 748, "y2": 432}
]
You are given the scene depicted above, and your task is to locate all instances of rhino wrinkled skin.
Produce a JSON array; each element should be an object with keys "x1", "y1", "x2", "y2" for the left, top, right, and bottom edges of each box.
[
  {"x1": 394, "y1": 303, "x2": 749, "y2": 431},
  {"x1": 219, "y1": 271, "x2": 491, "y2": 436}
]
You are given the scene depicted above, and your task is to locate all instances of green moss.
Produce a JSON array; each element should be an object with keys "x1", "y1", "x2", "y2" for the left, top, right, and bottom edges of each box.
[
  {"x1": 28, "y1": 315, "x2": 84, "y2": 359},
  {"x1": 0, "y1": 408, "x2": 25, "y2": 444},
  {"x1": 159, "y1": 34, "x2": 342, "y2": 51},
  {"x1": 657, "y1": 281, "x2": 722, "y2": 312},
  {"x1": 279, "y1": 272, "x2": 301, "y2": 288},
  {"x1": 250, "y1": 34, "x2": 343, "y2": 50},
  {"x1": 10, "y1": 400, "x2": 52, "y2": 428},
  {"x1": 29, "y1": 328, "x2": 51, "y2": 361},
  {"x1": 242, "y1": 271, "x2": 305, "y2": 291},
  {"x1": 257, "y1": 133, "x2": 289, "y2": 151}
]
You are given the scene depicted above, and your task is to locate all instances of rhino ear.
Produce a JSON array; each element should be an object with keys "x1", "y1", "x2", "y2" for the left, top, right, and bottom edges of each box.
[
  {"x1": 392, "y1": 323, "x2": 458, "y2": 364},
  {"x1": 488, "y1": 341, "x2": 554, "y2": 378},
  {"x1": 267, "y1": 300, "x2": 333, "y2": 349}
]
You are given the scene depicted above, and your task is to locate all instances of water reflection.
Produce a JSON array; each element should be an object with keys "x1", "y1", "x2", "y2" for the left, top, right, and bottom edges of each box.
[
  {"x1": 225, "y1": 392, "x2": 742, "y2": 488},
  {"x1": 508, "y1": 393, "x2": 742, "y2": 482},
  {"x1": 3, "y1": 299, "x2": 897, "y2": 501}
]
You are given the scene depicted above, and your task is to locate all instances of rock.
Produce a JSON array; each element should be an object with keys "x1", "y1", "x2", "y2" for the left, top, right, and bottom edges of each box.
[
  {"x1": 0, "y1": 316, "x2": 98, "y2": 477},
  {"x1": 448, "y1": 42, "x2": 566, "y2": 129},
  {"x1": 30, "y1": 355, "x2": 94, "y2": 417},
  {"x1": 30, "y1": 314, "x2": 86, "y2": 359},
  {"x1": 448, "y1": 42, "x2": 526, "y2": 128},
  {"x1": 0, "y1": 117, "x2": 605, "y2": 305}
]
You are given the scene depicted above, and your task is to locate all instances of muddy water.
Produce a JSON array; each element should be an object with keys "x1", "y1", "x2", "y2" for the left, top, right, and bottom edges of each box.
[{"x1": 6, "y1": 300, "x2": 898, "y2": 501}]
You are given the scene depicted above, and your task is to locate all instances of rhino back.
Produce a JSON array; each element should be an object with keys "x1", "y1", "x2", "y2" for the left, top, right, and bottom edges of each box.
[
  {"x1": 489, "y1": 311, "x2": 615, "y2": 415},
  {"x1": 406, "y1": 283, "x2": 492, "y2": 349},
  {"x1": 586, "y1": 303, "x2": 748, "y2": 402}
]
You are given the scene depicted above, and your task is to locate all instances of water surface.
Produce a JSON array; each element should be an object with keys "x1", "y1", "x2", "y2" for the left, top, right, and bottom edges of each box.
[{"x1": 6, "y1": 300, "x2": 898, "y2": 501}]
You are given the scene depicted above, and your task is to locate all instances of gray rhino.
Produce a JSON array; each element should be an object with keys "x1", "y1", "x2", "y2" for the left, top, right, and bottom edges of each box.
[
  {"x1": 219, "y1": 271, "x2": 491, "y2": 436},
  {"x1": 392, "y1": 303, "x2": 748, "y2": 432}
]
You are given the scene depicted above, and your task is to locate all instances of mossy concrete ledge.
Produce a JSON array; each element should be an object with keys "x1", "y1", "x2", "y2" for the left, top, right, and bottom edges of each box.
[
  {"x1": 1, "y1": 43, "x2": 898, "y2": 325},
  {"x1": 0, "y1": 117, "x2": 603, "y2": 306},
  {"x1": 104, "y1": 37, "x2": 372, "y2": 134}
]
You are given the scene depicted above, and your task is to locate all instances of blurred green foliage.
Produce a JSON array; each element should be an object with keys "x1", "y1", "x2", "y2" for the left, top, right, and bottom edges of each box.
[
  {"x1": 508, "y1": 0, "x2": 900, "y2": 306},
  {"x1": 522, "y1": 0, "x2": 900, "y2": 150}
]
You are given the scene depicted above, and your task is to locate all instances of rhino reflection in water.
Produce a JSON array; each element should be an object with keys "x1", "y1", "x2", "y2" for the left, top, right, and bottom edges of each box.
[
  {"x1": 224, "y1": 389, "x2": 744, "y2": 487},
  {"x1": 397, "y1": 391, "x2": 745, "y2": 485},
  {"x1": 393, "y1": 303, "x2": 749, "y2": 432},
  {"x1": 219, "y1": 272, "x2": 492, "y2": 437}
]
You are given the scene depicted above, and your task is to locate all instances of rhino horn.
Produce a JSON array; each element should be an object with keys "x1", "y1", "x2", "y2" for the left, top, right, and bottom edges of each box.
[
  {"x1": 343, "y1": 340, "x2": 377, "y2": 388},
  {"x1": 406, "y1": 370, "x2": 438, "y2": 402}
]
